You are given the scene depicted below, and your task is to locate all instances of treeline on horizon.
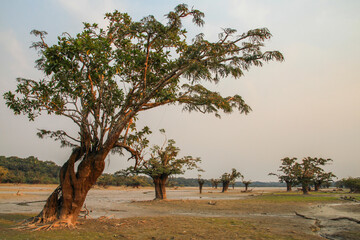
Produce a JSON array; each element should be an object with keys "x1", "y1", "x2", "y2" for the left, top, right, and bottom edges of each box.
[
  {"x1": 0, "y1": 156, "x2": 287, "y2": 187},
  {"x1": 1, "y1": 156, "x2": 358, "y2": 192}
]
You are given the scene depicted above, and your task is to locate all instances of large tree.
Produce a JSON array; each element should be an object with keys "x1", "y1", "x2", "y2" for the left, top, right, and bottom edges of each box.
[
  {"x1": 3, "y1": 4, "x2": 283, "y2": 227},
  {"x1": 269, "y1": 157, "x2": 297, "y2": 191}
]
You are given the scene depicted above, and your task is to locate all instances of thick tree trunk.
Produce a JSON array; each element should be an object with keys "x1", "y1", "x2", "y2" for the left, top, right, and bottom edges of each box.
[
  {"x1": 153, "y1": 175, "x2": 168, "y2": 200},
  {"x1": 244, "y1": 183, "x2": 249, "y2": 191},
  {"x1": 222, "y1": 181, "x2": 230, "y2": 193},
  {"x1": 30, "y1": 148, "x2": 106, "y2": 226},
  {"x1": 286, "y1": 182, "x2": 292, "y2": 191},
  {"x1": 314, "y1": 182, "x2": 320, "y2": 191},
  {"x1": 301, "y1": 183, "x2": 309, "y2": 195}
]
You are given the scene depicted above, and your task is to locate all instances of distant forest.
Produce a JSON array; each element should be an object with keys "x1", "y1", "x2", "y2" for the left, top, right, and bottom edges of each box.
[
  {"x1": 0, "y1": 156, "x2": 60, "y2": 184},
  {"x1": 0, "y1": 156, "x2": 286, "y2": 187}
]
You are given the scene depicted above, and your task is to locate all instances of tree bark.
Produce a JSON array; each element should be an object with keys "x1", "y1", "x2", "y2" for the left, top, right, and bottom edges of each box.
[
  {"x1": 244, "y1": 183, "x2": 249, "y2": 191},
  {"x1": 286, "y1": 182, "x2": 292, "y2": 191},
  {"x1": 30, "y1": 148, "x2": 106, "y2": 226},
  {"x1": 222, "y1": 181, "x2": 230, "y2": 193},
  {"x1": 199, "y1": 182, "x2": 204, "y2": 194},
  {"x1": 314, "y1": 182, "x2": 320, "y2": 191},
  {"x1": 301, "y1": 183, "x2": 309, "y2": 195},
  {"x1": 153, "y1": 175, "x2": 168, "y2": 200}
]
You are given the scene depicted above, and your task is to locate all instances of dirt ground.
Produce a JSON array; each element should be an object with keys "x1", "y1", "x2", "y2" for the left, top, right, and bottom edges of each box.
[{"x1": 0, "y1": 184, "x2": 359, "y2": 239}]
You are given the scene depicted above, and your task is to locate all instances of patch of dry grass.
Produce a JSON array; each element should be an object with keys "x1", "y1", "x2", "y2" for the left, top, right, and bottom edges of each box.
[{"x1": 0, "y1": 214, "x2": 323, "y2": 240}]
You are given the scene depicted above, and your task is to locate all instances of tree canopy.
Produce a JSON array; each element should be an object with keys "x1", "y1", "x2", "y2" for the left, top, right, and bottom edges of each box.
[{"x1": 4, "y1": 4, "x2": 283, "y2": 155}]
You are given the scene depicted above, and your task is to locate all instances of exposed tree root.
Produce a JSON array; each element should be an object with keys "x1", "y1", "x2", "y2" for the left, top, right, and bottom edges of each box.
[{"x1": 12, "y1": 217, "x2": 78, "y2": 231}]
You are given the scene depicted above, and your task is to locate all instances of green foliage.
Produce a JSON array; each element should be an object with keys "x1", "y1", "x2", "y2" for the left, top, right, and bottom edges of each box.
[
  {"x1": 0, "y1": 166, "x2": 9, "y2": 183},
  {"x1": 0, "y1": 156, "x2": 60, "y2": 184},
  {"x1": 339, "y1": 177, "x2": 360, "y2": 193},
  {"x1": 4, "y1": 4, "x2": 283, "y2": 156}
]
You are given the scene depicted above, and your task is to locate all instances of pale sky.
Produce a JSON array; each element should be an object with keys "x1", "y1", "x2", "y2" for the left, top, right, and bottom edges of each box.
[{"x1": 0, "y1": 0, "x2": 359, "y2": 181}]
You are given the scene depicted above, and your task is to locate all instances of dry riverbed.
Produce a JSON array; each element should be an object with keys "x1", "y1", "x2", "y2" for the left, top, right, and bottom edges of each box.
[{"x1": 0, "y1": 184, "x2": 359, "y2": 239}]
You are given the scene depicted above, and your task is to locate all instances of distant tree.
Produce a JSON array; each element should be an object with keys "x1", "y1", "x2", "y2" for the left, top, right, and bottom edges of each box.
[
  {"x1": 221, "y1": 169, "x2": 243, "y2": 193},
  {"x1": 269, "y1": 157, "x2": 297, "y2": 191},
  {"x1": 198, "y1": 175, "x2": 205, "y2": 194},
  {"x1": 96, "y1": 173, "x2": 114, "y2": 188},
  {"x1": 313, "y1": 171, "x2": 336, "y2": 191},
  {"x1": 242, "y1": 180, "x2": 252, "y2": 192},
  {"x1": 3, "y1": 4, "x2": 283, "y2": 226},
  {"x1": 166, "y1": 177, "x2": 179, "y2": 188},
  {"x1": 211, "y1": 178, "x2": 220, "y2": 189},
  {"x1": 341, "y1": 177, "x2": 360, "y2": 193},
  {"x1": 293, "y1": 157, "x2": 333, "y2": 195},
  {"x1": 123, "y1": 130, "x2": 201, "y2": 200},
  {"x1": 0, "y1": 166, "x2": 9, "y2": 183}
]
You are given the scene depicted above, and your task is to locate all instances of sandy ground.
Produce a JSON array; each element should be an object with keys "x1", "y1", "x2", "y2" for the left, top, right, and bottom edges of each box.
[
  {"x1": 1, "y1": 184, "x2": 359, "y2": 239},
  {"x1": 0, "y1": 184, "x2": 274, "y2": 217}
]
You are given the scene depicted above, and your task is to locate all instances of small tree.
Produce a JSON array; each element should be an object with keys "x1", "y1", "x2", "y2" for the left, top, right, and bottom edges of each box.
[
  {"x1": 211, "y1": 178, "x2": 220, "y2": 189},
  {"x1": 221, "y1": 169, "x2": 243, "y2": 193},
  {"x1": 123, "y1": 130, "x2": 201, "y2": 200},
  {"x1": 293, "y1": 157, "x2": 333, "y2": 195},
  {"x1": 198, "y1": 175, "x2": 205, "y2": 194},
  {"x1": 242, "y1": 180, "x2": 252, "y2": 192},
  {"x1": 269, "y1": 157, "x2": 297, "y2": 191}
]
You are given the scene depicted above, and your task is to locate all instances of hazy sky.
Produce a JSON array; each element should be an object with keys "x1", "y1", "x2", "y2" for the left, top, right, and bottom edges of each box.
[{"x1": 0, "y1": 0, "x2": 359, "y2": 181}]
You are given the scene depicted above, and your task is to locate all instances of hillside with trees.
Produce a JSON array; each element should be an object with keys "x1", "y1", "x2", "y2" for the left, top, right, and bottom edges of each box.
[{"x1": 0, "y1": 156, "x2": 60, "y2": 184}]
